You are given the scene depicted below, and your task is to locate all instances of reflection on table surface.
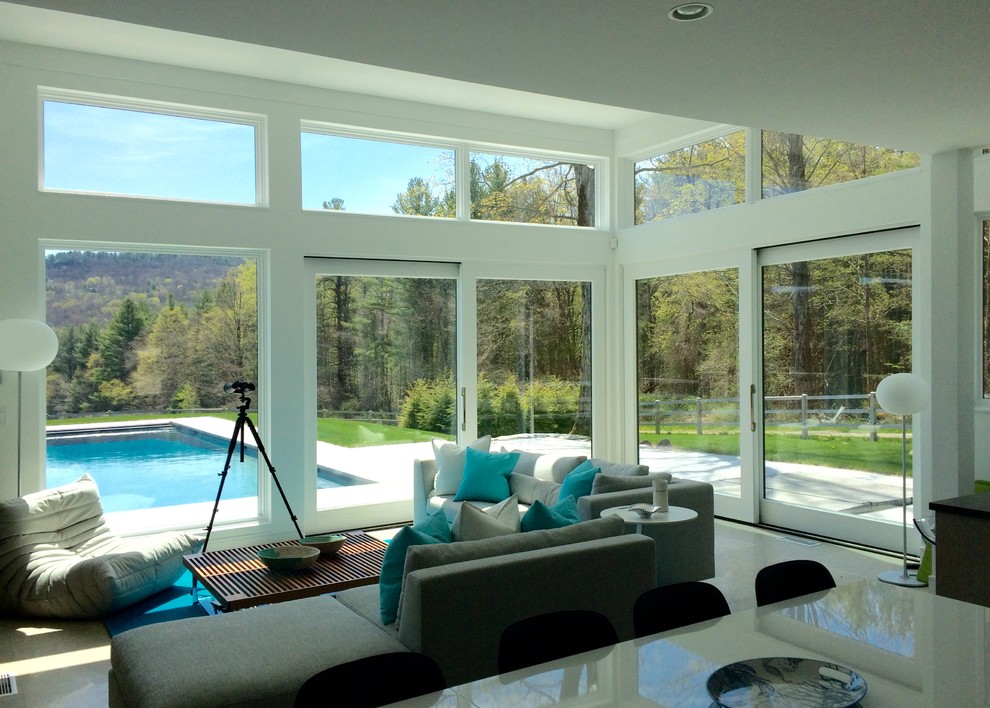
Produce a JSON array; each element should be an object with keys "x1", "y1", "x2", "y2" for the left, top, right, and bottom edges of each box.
[{"x1": 425, "y1": 578, "x2": 989, "y2": 707}]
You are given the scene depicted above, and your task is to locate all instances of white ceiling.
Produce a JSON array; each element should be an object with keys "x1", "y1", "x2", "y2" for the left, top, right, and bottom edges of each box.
[{"x1": 2, "y1": 0, "x2": 989, "y2": 154}]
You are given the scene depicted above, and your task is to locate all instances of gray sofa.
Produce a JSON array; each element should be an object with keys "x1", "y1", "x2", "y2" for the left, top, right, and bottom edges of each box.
[
  {"x1": 413, "y1": 455, "x2": 715, "y2": 587},
  {"x1": 107, "y1": 516, "x2": 655, "y2": 706}
]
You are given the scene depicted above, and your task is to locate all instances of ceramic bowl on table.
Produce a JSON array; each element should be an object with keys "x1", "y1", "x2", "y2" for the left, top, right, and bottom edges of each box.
[
  {"x1": 257, "y1": 545, "x2": 320, "y2": 570},
  {"x1": 300, "y1": 534, "x2": 346, "y2": 556}
]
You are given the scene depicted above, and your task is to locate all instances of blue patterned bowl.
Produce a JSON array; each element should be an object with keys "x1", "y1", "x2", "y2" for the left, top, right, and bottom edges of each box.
[{"x1": 707, "y1": 656, "x2": 867, "y2": 707}]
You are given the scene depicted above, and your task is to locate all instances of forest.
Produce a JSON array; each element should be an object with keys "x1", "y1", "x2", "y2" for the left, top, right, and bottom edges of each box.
[{"x1": 44, "y1": 131, "x2": 922, "y2": 435}]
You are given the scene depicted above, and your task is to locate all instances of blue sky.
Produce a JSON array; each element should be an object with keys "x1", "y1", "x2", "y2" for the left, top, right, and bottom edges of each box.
[
  {"x1": 43, "y1": 100, "x2": 558, "y2": 217},
  {"x1": 43, "y1": 100, "x2": 455, "y2": 213},
  {"x1": 300, "y1": 132, "x2": 453, "y2": 214},
  {"x1": 43, "y1": 101, "x2": 257, "y2": 204}
]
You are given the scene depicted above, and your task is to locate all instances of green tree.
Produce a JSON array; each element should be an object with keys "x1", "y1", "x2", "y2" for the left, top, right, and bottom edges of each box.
[
  {"x1": 133, "y1": 298, "x2": 191, "y2": 408},
  {"x1": 634, "y1": 130, "x2": 746, "y2": 224},
  {"x1": 95, "y1": 298, "x2": 146, "y2": 383}
]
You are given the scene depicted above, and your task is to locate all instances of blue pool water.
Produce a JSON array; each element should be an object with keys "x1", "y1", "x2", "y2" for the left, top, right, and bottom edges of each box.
[{"x1": 46, "y1": 425, "x2": 368, "y2": 512}]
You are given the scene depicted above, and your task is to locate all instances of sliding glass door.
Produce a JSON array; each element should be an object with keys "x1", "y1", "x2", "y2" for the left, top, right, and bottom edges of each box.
[
  {"x1": 475, "y1": 278, "x2": 594, "y2": 458},
  {"x1": 758, "y1": 229, "x2": 918, "y2": 549},
  {"x1": 634, "y1": 268, "x2": 741, "y2": 497},
  {"x1": 306, "y1": 259, "x2": 458, "y2": 526}
]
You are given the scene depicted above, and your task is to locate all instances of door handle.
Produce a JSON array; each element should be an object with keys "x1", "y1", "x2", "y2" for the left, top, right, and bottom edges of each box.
[
  {"x1": 461, "y1": 387, "x2": 467, "y2": 431},
  {"x1": 749, "y1": 383, "x2": 756, "y2": 432}
]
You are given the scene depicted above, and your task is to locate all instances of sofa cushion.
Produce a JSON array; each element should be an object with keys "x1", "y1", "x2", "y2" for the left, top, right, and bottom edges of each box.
[
  {"x1": 591, "y1": 471, "x2": 673, "y2": 495},
  {"x1": 432, "y1": 435, "x2": 492, "y2": 495},
  {"x1": 453, "y1": 448, "x2": 519, "y2": 502},
  {"x1": 380, "y1": 513, "x2": 450, "y2": 624},
  {"x1": 395, "y1": 515, "x2": 624, "y2": 629},
  {"x1": 451, "y1": 496, "x2": 520, "y2": 541},
  {"x1": 502, "y1": 448, "x2": 588, "y2": 482},
  {"x1": 508, "y1": 473, "x2": 561, "y2": 506},
  {"x1": 521, "y1": 495, "x2": 580, "y2": 531},
  {"x1": 589, "y1": 458, "x2": 650, "y2": 477},
  {"x1": 559, "y1": 460, "x2": 601, "y2": 499},
  {"x1": 109, "y1": 595, "x2": 405, "y2": 708}
]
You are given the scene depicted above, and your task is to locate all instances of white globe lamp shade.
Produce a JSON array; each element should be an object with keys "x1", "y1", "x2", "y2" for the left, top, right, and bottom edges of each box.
[
  {"x1": 0, "y1": 319, "x2": 59, "y2": 372},
  {"x1": 876, "y1": 372, "x2": 929, "y2": 416}
]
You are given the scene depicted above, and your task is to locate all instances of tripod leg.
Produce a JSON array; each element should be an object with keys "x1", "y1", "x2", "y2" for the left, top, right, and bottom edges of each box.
[
  {"x1": 201, "y1": 414, "x2": 246, "y2": 556},
  {"x1": 243, "y1": 415, "x2": 304, "y2": 539}
]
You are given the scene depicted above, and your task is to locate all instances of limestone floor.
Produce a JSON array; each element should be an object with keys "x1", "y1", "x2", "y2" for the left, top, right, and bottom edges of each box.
[{"x1": 0, "y1": 520, "x2": 904, "y2": 707}]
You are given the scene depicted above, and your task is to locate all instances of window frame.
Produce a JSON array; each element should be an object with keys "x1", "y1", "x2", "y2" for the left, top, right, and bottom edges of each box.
[
  {"x1": 38, "y1": 87, "x2": 269, "y2": 207},
  {"x1": 300, "y1": 121, "x2": 609, "y2": 230}
]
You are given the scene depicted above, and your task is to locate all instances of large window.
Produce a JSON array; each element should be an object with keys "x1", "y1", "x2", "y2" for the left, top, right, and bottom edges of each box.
[
  {"x1": 759, "y1": 238, "x2": 915, "y2": 547},
  {"x1": 476, "y1": 279, "x2": 593, "y2": 455},
  {"x1": 635, "y1": 269, "x2": 740, "y2": 495},
  {"x1": 311, "y1": 261, "x2": 458, "y2": 514},
  {"x1": 762, "y1": 131, "x2": 920, "y2": 197},
  {"x1": 634, "y1": 130, "x2": 746, "y2": 224},
  {"x1": 301, "y1": 128, "x2": 455, "y2": 217},
  {"x1": 469, "y1": 151, "x2": 597, "y2": 227},
  {"x1": 41, "y1": 90, "x2": 263, "y2": 205},
  {"x1": 44, "y1": 248, "x2": 261, "y2": 532}
]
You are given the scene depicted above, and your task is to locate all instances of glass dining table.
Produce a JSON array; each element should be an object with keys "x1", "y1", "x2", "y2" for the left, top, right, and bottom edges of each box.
[{"x1": 413, "y1": 578, "x2": 989, "y2": 707}]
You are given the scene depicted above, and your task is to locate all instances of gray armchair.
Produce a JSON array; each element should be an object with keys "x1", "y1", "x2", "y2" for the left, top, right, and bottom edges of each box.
[{"x1": 577, "y1": 478, "x2": 715, "y2": 587}]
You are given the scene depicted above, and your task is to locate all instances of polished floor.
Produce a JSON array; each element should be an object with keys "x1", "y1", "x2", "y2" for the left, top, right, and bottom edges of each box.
[{"x1": 0, "y1": 520, "x2": 906, "y2": 707}]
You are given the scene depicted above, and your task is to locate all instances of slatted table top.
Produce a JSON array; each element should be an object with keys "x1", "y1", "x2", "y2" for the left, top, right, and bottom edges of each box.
[{"x1": 183, "y1": 531, "x2": 387, "y2": 612}]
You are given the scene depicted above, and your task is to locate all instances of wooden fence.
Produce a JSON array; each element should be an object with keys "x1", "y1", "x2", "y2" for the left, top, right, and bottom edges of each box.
[{"x1": 639, "y1": 392, "x2": 904, "y2": 440}]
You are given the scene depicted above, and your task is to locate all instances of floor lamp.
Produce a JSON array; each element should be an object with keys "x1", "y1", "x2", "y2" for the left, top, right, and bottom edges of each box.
[
  {"x1": 0, "y1": 319, "x2": 59, "y2": 497},
  {"x1": 875, "y1": 372, "x2": 929, "y2": 588}
]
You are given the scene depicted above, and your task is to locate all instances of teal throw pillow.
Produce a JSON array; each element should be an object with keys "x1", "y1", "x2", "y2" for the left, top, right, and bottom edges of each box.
[
  {"x1": 379, "y1": 513, "x2": 450, "y2": 624},
  {"x1": 521, "y1": 494, "x2": 580, "y2": 532},
  {"x1": 559, "y1": 459, "x2": 601, "y2": 500},
  {"x1": 453, "y1": 447, "x2": 520, "y2": 502}
]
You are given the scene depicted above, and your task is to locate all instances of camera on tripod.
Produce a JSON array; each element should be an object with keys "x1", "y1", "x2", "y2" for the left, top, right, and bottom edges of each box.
[{"x1": 223, "y1": 381, "x2": 256, "y2": 395}]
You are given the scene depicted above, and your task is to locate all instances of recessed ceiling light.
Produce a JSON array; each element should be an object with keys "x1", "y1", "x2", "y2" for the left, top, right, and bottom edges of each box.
[{"x1": 668, "y1": 3, "x2": 714, "y2": 21}]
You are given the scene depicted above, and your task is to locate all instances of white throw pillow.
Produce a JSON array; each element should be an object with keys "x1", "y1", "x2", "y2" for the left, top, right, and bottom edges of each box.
[
  {"x1": 433, "y1": 435, "x2": 492, "y2": 495},
  {"x1": 451, "y1": 495, "x2": 521, "y2": 541},
  {"x1": 501, "y1": 448, "x2": 587, "y2": 482}
]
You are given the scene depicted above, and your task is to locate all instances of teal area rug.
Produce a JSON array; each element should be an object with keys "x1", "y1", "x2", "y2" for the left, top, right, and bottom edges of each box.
[{"x1": 103, "y1": 570, "x2": 208, "y2": 637}]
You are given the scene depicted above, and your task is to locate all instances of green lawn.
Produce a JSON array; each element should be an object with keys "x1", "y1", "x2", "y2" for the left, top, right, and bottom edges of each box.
[
  {"x1": 47, "y1": 413, "x2": 903, "y2": 471},
  {"x1": 49, "y1": 412, "x2": 451, "y2": 448},
  {"x1": 639, "y1": 428, "x2": 906, "y2": 476}
]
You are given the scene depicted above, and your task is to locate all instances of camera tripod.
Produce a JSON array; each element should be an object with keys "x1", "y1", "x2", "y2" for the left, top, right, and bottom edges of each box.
[{"x1": 201, "y1": 383, "x2": 303, "y2": 555}]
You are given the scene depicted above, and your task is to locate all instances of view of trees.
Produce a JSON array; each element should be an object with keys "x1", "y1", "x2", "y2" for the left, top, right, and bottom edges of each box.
[
  {"x1": 634, "y1": 131, "x2": 746, "y2": 224},
  {"x1": 324, "y1": 151, "x2": 595, "y2": 227},
  {"x1": 46, "y1": 251, "x2": 258, "y2": 415},
  {"x1": 761, "y1": 131, "x2": 920, "y2": 197},
  {"x1": 638, "y1": 269, "x2": 739, "y2": 400},
  {"x1": 634, "y1": 130, "x2": 920, "y2": 225},
  {"x1": 314, "y1": 275, "x2": 592, "y2": 440}
]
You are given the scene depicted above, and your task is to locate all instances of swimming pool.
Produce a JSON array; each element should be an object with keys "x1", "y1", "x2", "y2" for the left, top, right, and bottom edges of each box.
[{"x1": 46, "y1": 424, "x2": 370, "y2": 513}]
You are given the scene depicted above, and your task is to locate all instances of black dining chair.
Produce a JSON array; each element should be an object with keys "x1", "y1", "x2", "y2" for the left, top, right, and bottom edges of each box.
[
  {"x1": 634, "y1": 581, "x2": 731, "y2": 637},
  {"x1": 294, "y1": 651, "x2": 446, "y2": 707},
  {"x1": 754, "y1": 559, "x2": 836, "y2": 607},
  {"x1": 498, "y1": 609, "x2": 619, "y2": 675}
]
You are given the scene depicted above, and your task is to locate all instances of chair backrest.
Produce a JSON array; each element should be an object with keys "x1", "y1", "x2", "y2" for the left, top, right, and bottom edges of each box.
[
  {"x1": 498, "y1": 609, "x2": 619, "y2": 675},
  {"x1": 755, "y1": 559, "x2": 836, "y2": 607},
  {"x1": 294, "y1": 651, "x2": 446, "y2": 708},
  {"x1": 634, "y1": 581, "x2": 730, "y2": 637}
]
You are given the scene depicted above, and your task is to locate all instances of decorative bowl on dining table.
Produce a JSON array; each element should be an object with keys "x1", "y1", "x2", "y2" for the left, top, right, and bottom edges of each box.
[
  {"x1": 257, "y1": 544, "x2": 320, "y2": 570},
  {"x1": 706, "y1": 656, "x2": 867, "y2": 707}
]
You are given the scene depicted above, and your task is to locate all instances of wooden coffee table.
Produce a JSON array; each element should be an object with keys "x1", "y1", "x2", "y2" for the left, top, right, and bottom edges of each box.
[{"x1": 183, "y1": 530, "x2": 388, "y2": 613}]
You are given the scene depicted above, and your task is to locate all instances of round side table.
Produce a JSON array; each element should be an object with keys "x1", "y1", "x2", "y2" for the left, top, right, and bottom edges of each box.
[{"x1": 601, "y1": 504, "x2": 698, "y2": 534}]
